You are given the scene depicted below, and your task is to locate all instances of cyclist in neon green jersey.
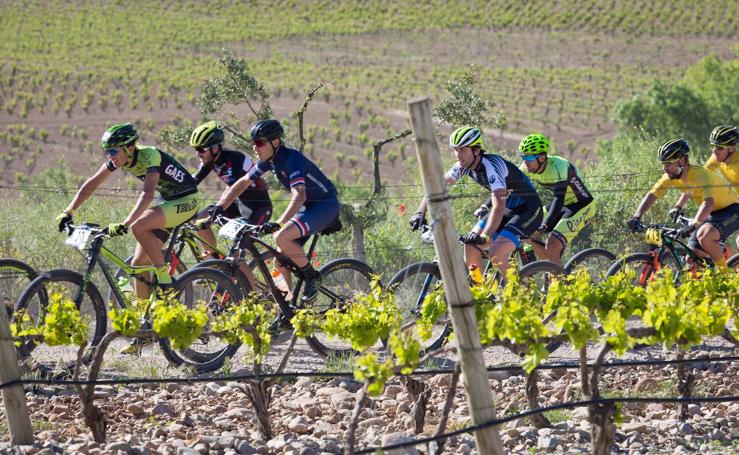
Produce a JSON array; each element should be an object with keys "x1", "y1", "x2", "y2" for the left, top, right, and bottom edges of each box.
[
  {"x1": 55, "y1": 123, "x2": 202, "y2": 296},
  {"x1": 518, "y1": 133, "x2": 596, "y2": 266}
]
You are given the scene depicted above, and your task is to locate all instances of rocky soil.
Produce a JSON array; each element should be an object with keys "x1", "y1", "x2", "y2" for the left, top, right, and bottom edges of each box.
[{"x1": 1, "y1": 344, "x2": 738, "y2": 455}]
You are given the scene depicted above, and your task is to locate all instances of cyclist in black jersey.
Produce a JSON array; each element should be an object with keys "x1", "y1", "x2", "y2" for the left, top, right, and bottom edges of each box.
[
  {"x1": 410, "y1": 127, "x2": 543, "y2": 278},
  {"x1": 55, "y1": 123, "x2": 202, "y2": 295}
]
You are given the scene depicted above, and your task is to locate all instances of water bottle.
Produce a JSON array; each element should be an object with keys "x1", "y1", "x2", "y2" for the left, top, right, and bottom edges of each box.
[
  {"x1": 468, "y1": 264, "x2": 483, "y2": 286},
  {"x1": 271, "y1": 269, "x2": 291, "y2": 297},
  {"x1": 521, "y1": 243, "x2": 536, "y2": 264}
]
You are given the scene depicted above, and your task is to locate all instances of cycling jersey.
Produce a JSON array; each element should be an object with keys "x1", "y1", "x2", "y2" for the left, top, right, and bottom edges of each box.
[
  {"x1": 192, "y1": 148, "x2": 272, "y2": 211},
  {"x1": 519, "y1": 155, "x2": 593, "y2": 231},
  {"x1": 446, "y1": 153, "x2": 540, "y2": 210},
  {"x1": 649, "y1": 166, "x2": 737, "y2": 210},
  {"x1": 106, "y1": 145, "x2": 197, "y2": 201},
  {"x1": 705, "y1": 153, "x2": 739, "y2": 193},
  {"x1": 247, "y1": 145, "x2": 338, "y2": 203}
]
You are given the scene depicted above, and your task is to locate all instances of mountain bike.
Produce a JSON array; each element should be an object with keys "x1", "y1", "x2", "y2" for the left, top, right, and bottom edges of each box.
[
  {"x1": 192, "y1": 215, "x2": 377, "y2": 360},
  {"x1": 387, "y1": 225, "x2": 566, "y2": 354},
  {"x1": 14, "y1": 221, "x2": 242, "y2": 374}
]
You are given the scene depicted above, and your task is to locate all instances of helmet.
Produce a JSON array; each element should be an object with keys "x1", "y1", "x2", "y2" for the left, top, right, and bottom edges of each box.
[
  {"x1": 449, "y1": 127, "x2": 484, "y2": 148},
  {"x1": 519, "y1": 133, "x2": 551, "y2": 155},
  {"x1": 709, "y1": 125, "x2": 738, "y2": 147},
  {"x1": 657, "y1": 138, "x2": 690, "y2": 161},
  {"x1": 101, "y1": 123, "x2": 138, "y2": 149},
  {"x1": 190, "y1": 121, "x2": 224, "y2": 149},
  {"x1": 250, "y1": 119, "x2": 284, "y2": 141}
]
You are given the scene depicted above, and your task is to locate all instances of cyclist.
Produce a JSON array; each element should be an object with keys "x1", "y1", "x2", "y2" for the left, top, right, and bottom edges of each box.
[
  {"x1": 518, "y1": 133, "x2": 596, "y2": 266},
  {"x1": 56, "y1": 123, "x2": 201, "y2": 293},
  {"x1": 208, "y1": 119, "x2": 340, "y2": 303},
  {"x1": 190, "y1": 120, "x2": 273, "y2": 248},
  {"x1": 627, "y1": 139, "x2": 739, "y2": 270},
  {"x1": 409, "y1": 126, "x2": 543, "y2": 278},
  {"x1": 704, "y1": 125, "x2": 739, "y2": 250}
]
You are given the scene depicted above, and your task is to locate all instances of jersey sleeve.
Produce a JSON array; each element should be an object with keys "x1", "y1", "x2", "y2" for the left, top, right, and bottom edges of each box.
[
  {"x1": 704, "y1": 155, "x2": 720, "y2": 171},
  {"x1": 486, "y1": 157, "x2": 508, "y2": 192},
  {"x1": 246, "y1": 160, "x2": 272, "y2": 180},
  {"x1": 649, "y1": 174, "x2": 672, "y2": 199},
  {"x1": 191, "y1": 164, "x2": 211, "y2": 185},
  {"x1": 444, "y1": 164, "x2": 463, "y2": 183},
  {"x1": 139, "y1": 148, "x2": 162, "y2": 174},
  {"x1": 242, "y1": 155, "x2": 255, "y2": 173},
  {"x1": 106, "y1": 160, "x2": 117, "y2": 172}
]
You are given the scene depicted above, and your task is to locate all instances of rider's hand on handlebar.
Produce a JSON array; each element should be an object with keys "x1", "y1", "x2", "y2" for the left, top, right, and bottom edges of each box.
[
  {"x1": 627, "y1": 216, "x2": 641, "y2": 233},
  {"x1": 409, "y1": 211, "x2": 427, "y2": 231},
  {"x1": 257, "y1": 221, "x2": 282, "y2": 236},
  {"x1": 55, "y1": 212, "x2": 73, "y2": 232},
  {"x1": 473, "y1": 204, "x2": 489, "y2": 220},
  {"x1": 193, "y1": 218, "x2": 211, "y2": 230},
  {"x1": 207, "y1": 204, "x2": 224, "y2": 222},
  {"x1": 107, "y1": 222, "x2": 128, "y2": 237},
  {"x1": 668, "y1": 206, "x2": 684, "y2": 223},
  {"x1": 461, "y1": 231, "x2": 488, "y2": 245}
]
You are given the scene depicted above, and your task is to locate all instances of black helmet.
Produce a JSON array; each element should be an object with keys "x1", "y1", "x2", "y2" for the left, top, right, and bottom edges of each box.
[
  {"x1": 709, "y1": 125, "x2": 738, "y2": 147},
  {"x1": 190, "y1": 121, "x2": 224, "y2": 149},
  {"x1": 657, "y1": 138, "x2": 689, "y2": 162},
  {"x1": 101, "y1": 123, "x2": 138, "y2": 149},
  {"x1": 250, "y1": 119, "x2": 284, "y2": 141}
]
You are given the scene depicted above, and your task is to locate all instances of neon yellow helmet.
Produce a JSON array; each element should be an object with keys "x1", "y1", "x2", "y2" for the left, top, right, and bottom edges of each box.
[
  {"x1": 449, "y1": 127, "x2": 484, "y2": 148},
  {"x1": 189, "y1": 121, "x2": 224, "y2": 149},
  {"x1": 519, "y1": 133, "x2": 551, "y2": 155}
]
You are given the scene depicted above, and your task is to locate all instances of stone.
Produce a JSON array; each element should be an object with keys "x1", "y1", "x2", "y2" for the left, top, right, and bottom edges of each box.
[
  {"x1": 537, "y1": 435, "x2": 559, "y2": 450},
  {"x1": 621, "y1": 422, "x2": 648, "y2": 433},
  {"x1": 126, "y1": 403, "x2": 145, "y2": 416},
  {"x1": 380, "y1": 432, "x2": 420, "y2": 455},
  {"x1": 106, "y1": 441, "x2": 133, "y2": 453},
  {"x1": 176, "y1": 448, "x2": 200, "y2": 455},
  {"x1": 678, "y1": 422, "x2": 694, "y2": 435},
  {"x1": 236, "y1": 441, "x2": 258, "y2": 454},
  {"x1": 288, "y1": 416, "x2": 311, "y2": 434},
  {"x1": 151, "y1": 403, "x2": 175, "y2": 416}
]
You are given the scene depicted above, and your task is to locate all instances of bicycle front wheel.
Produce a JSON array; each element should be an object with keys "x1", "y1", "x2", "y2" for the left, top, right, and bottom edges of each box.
[
  {"x1": 387, "y1": 262, "x2": 449, "y2": 355},
  {"x1": 0, "y1": 258, "x2": 40, "y2": 320},
  {"x1": 605, "y1": 252, "x2": 680, "y2": 286},
  {"x1": 304, "y1": 258, "x2": 377, "y2": 358},
  {"x1": 158, "y1": 267, "x2": 244, "y2": 372},
  {"x1": 14, "y1": 269, "x2": 107, "y2": 376},
  {"x1": 564, "y1": 248, "x2": 616, "y2": 282}
]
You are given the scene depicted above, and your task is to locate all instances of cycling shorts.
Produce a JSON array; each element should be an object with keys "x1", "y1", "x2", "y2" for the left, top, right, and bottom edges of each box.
[
  {"x1": 544, "y1": 200, "x2": 596, "y2": 248},
  {"x1": 224, "y1": 199, "x2": 272, "y2": 225},
  {"x1": 688, "y1": 202, "x2": 739, "y2": 250},
  {"x1": 157, "y1": 192, "x2": 202, "y2": 228},
  {"x1": 476, "y1": 204, "x2": 542, "y2": 248},
  {"x1": 290, "y1": 198, "x2": 340, "y2": 238}
]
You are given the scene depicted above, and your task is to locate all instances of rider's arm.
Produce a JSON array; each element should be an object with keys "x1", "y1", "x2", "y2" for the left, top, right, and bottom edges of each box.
[
  {"x1": 673, "y1": 193, "x2": 690, "y2": 209},
  {"x1": 216, "y1": 174, "x2": 254, "y2": 210},
  {"x1": 633, "y1": 193, "x2": 658, "y2": 218},
  {"x1": 277, "y1": 184, "x2": 307, "y2": 224},
  {"x1": 414, "y1": 175, "x2": 456, "y2": 215},
  {"x1": 123, "y1": 171, "x2": 158, "y2": 226},
  {"x1": 541, "y1": 181, "x2": 567, "y2": 230},
  {"x1": 191, "y1": 164, "x2": 211, "y2": 185},
  {"x1": 693, "y1": 197, "x2": 714, "y2": 224},
  {"x1": 479, "y1": 189, "x2": 507, "y2": 238},
  {"x1": 64, "y1": 163, "x2": 113, "y2": 213}
]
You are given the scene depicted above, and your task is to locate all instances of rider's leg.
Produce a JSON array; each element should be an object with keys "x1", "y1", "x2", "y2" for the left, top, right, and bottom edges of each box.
[
  {"x1": 130, "y1": 242, "x2": 154, "y2": 299},
  {"x1": 543, "y1": 235, "x2": 565, "y2": 266},
  {"x1": 696, "y1": 224, "x2": 727, "y2": 269},
  {"x1": 130, "y1": 207, "x2": 170, "y2": 290},
  {"x1": 273, "y1": 223, "x2": 310, "y2": 287},
  {"x1": 487, "y1": 236, "x2": 517, "y2": 279},
  {"x1": 528, "y1": 231, "x2": 547, "y2": 259}
]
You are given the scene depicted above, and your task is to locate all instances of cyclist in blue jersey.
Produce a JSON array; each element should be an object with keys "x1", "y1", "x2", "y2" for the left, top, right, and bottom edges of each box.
[
  {"x1": 210, "y1": 119, "x2": 340, "y2": 303},
  {"x1": 410, "y1": 126, "x2": 543, "y2": 278}
]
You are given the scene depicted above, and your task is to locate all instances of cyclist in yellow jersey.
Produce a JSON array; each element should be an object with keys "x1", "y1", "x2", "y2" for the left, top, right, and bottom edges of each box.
[
  {"x1": 627, "y1": 139, "x2": 739, "y2": 269},
  {"x1": 704, "y1": 126, "x2": 739, "y2": 250}
]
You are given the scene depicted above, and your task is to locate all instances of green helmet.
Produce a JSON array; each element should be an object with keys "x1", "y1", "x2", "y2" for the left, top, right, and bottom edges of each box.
[
  {"x1": 101, "y1": 123, "x2": 138, "y2": 149},
  {"x1": 190, "y1": 121, "x2": 224, "y2": 149},
  {"x1": 709, "y1": 125, "x2": 738, "y2": 147},
  {"x1": 449, "y1": 127, "x2": 484, "y2": 148},
  {"x1": 519, "y1": 133, "x2": 550, "y2": 155},
  {"x1": 657, "y1": 138, "x2": 689, "y2": 161}
]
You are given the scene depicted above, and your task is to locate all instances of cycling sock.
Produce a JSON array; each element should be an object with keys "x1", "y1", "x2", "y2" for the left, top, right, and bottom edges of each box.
[
  {"x1": 156, "y1": 266, "x2": 172, "y2": 285},
  {"x1": 714, "y1": 257, "x2": 728, "y2": 271}
]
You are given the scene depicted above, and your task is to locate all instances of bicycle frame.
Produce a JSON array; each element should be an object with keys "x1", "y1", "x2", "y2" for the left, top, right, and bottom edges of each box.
[
  {"x1": 636, "y1": 225, "x2": 715, "y2": 286},
  {"x1": 161, "y1": 224, "x2": 228, "y2": 274}
]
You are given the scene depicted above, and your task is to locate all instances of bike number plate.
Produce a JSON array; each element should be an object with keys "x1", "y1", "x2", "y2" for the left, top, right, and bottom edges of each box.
[
  {"x1": 644, "y1": 228, "x2": 662, "y2": 246},
  {"x1": 218, "y1": 218, "x2": 247, "y2": 240},
  {"x1": 65, "y1": 227, "x2": 93, "y2": 250}
]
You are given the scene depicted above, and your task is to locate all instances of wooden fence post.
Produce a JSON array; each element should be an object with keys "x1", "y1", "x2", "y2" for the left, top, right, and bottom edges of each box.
[
  {"x1": 407, "y1": 96, "x2": 503, "y2": 455},
  {"x1": 0, "y1": 306, "x2": 34, "y2": 445}
]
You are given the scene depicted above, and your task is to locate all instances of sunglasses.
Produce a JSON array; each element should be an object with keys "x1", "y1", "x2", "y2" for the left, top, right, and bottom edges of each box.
[
  {"x1": 196, "y1": 144, "x2": 217, "y2": 154},
  {"x1": 252, "y1": 138, "x2": 269, "y2": 147},
  {"x1": 520, "y1": 154, "x2": 542, "y2": 162},
  {"x1": 105, "y1": 148, "x2": 120, "y2": 157}
]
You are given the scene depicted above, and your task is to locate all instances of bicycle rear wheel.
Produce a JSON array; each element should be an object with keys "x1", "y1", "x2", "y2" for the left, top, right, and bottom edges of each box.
[
  {"x1": 158, "y1": 267, "x2": 243, "y2": 373},
  {"x1": 605, "y1": 252, "x2": 680, "y2": 286},
  {"x1": 107, "y1": 251, "x2": 188, "y2": 307},
  {"x1": 0, "y1": 258, "x2": 40, "y2": 319},
  {"x1": 304, "y1": 258, "x2": 378, "y2": 358},
  {"x1": 387, "y1": 262, "x2": 450, "y2": 355},
  {"x1": 14, "y1": 269, "x2": 107, "y2": 376},
  {"x1": 564, "y1": 247, "x2": 616, "y2": 282},
  {"x1": 519, "y1": 260, "x2": 567, "y2": 353}
]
